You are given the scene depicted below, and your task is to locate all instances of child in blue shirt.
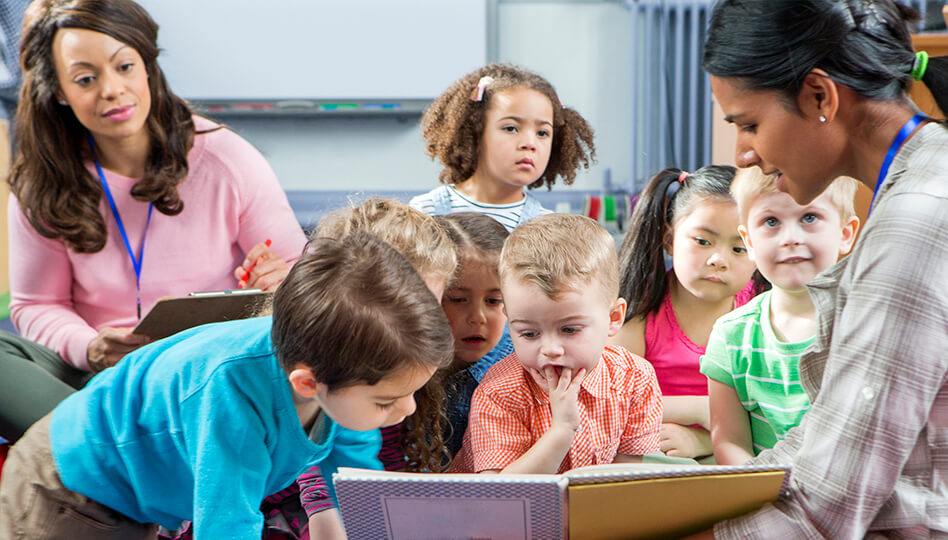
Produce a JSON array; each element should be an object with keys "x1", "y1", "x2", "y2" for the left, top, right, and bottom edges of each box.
[{"x1": 0, "y1": 232, "x2": 453, "y2": 540}]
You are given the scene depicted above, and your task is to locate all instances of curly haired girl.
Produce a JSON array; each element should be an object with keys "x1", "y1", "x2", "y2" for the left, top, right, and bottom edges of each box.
[{"x1": 410, "y1": 63, "x2": 595, "y2": 231}]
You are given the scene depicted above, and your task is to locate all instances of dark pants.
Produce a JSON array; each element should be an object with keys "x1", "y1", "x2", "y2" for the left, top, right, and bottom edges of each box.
[{"x1": 0, "y1": 331, "x2": 94, "y2": 441}]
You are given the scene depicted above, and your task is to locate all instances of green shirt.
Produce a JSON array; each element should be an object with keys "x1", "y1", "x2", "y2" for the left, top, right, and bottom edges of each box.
[{"x1": 700, "y1": 291, "x2": 812, "y2": 454}]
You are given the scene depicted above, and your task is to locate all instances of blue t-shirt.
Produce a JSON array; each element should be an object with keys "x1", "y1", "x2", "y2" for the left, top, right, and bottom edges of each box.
[{"x1": 50, "y1": 316, "x2": 381, "y2": 539}]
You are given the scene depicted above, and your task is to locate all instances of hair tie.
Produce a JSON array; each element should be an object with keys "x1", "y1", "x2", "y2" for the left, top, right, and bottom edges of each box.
[
  {"x1": 677, "y1": 171, "x2": 689, "y2": 184},
  {"x1": 911, "y1": 51, "x2": 929, "y2": 82},
  {"x1": 472, "y1": 76, "x2": 494, "y2": 102}
]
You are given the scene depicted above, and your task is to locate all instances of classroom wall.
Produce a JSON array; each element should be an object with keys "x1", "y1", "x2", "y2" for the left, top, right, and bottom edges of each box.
[{"x1": 222, "y1": 1, "x2": 634, "y2": 194}]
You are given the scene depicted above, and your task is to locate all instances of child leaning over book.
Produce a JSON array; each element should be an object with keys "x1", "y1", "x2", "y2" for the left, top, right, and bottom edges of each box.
[
  {"x1": 700, "y1": 170, "x2": 859, "y2": 465},
  {"x1": 0, "y1": 232, "x2": 453, "y2": 539},
  {"x1": 452, "y1": 214, "x2": 662, "y2": 474}
]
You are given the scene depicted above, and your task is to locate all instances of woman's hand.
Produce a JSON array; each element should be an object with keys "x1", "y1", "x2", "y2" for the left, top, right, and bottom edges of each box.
[
  {"x1": 233, "y1": 241, "x2": 289, "y2": 291},
  {"x1": 659, "y1": 422, "x2": 711, "y2": 458},
  {"x1": 87, "y1": 327, "x2": 150, "y2": 373}
]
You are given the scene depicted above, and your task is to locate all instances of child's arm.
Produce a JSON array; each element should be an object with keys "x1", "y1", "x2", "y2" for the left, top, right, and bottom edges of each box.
[
  {"x1": 660, "y1": 395, "x2": 713, "y2": 457},
  {"x1": 307, "y1": 509, "x2": 347, "y2": 540},
  {"x1": 708, "y1": 379, "x2": 754, "y2": 465},
  {"x1": 661, "y1": 395, "x2": 710, "y2": 428},
  {"x1": 298, "y1": 467, "x2": 347, "y2": 540},
  {"x1": 658, "y1": 423, "x2": 711, "y2": 459},
  {"x1": 493, "y1": 367, "x2": 584, "y2": 474}
]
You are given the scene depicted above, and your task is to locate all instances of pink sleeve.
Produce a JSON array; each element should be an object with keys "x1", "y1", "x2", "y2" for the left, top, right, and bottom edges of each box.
[
  {"x1": 217, "y1": 130, "x2": 306, "y2": 267},
  {"x1": 8, "y1": 196, "x2": 97, "y2": 371}
]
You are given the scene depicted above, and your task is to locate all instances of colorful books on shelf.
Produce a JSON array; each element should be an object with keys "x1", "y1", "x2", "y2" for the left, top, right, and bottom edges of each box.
[{"x1": 334, "y1": 461, "x2": 790, "y2": 539}]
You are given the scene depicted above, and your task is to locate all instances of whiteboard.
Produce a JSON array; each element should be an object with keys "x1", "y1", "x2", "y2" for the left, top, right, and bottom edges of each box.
[{"x1": 137, "y1": 0, "x2": 487, "y2": 101}]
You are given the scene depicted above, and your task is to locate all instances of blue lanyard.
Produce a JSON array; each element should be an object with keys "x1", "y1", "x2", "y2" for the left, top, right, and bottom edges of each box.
[
  {"x1": 87, "y1": 134, "x2": 154, "y2": 319},
  {"x1": 871, "y1": 113, "x2": 926, "y2": 213}
]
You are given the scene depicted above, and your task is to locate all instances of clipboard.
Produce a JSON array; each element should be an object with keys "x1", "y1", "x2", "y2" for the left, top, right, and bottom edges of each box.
[{"x1": 133, "y1": 289, "x2": 272, "y2": 340}]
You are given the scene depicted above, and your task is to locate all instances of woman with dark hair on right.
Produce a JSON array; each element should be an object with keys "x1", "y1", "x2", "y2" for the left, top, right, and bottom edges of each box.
[{"x1": 686, "y1": 0, "x2": 948, "y2": 538}]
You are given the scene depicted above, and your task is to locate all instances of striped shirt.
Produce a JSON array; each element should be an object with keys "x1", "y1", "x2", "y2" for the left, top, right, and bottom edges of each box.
[
  {"x1": 700, "y1": 291, "x2": 812, "y2": 454},
  {"x1": 715, "y1": 122, "x2": 948, "y2": 538},
  {"x1": 451, "y1": 346, "x2": 662, "y2": 473},
  {"x1": 408, "y1": 185, "x2": 551, "y2": 232}
]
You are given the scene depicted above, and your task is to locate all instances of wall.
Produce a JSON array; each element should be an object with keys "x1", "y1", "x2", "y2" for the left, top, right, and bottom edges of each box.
[{"x1": 221, "y1": 1, "x2": 634, "y2": 195}]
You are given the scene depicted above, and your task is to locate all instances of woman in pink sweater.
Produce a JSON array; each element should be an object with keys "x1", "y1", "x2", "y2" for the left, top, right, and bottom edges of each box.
[{"x1": 0, "y1": 0, "x2": 306, "y2": 441}]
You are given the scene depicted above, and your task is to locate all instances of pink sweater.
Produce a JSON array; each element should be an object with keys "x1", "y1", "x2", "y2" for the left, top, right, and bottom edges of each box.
[{"x1": 8, "y1": 116, "x2": 306, "y2": 371}]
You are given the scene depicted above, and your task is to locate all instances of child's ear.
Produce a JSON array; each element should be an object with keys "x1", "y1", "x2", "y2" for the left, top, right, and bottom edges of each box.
[
  {"x1": 606, "y1": 297, "x2": 627, "y2": 337},
  {"x1": 737, "y1": 224, "x2": 756, "y2": 263},
  {"x1": 288, "y1": 366, "x2": 319, "y2": 398},
  {"x1": 838, "y1": 215, "x2": 860, "y2": 256},
  {"x1": 661, "y1": 224, "x2": 674, "y2": 255}
]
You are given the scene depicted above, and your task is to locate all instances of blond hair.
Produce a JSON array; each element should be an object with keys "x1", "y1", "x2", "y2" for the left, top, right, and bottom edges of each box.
[
  {"x1": 500, "y1": 214, "x2": 618, "y2": 301},
  {"x1": 731, "y1": 168, "x2": 859, "y2": 223},
  {"x1": 317, "y1": 199, "x2": 457, "y2": 283}
]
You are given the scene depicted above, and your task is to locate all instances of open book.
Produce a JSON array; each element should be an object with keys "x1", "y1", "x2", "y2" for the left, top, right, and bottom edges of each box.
[{"x1": 334, "y1": 461, "x2": 790, "y2": 539}]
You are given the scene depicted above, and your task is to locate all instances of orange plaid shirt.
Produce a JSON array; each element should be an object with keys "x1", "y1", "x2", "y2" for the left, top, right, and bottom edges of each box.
[{"x1": 451, "y1": 345, "x2": 662, "y2": 473}]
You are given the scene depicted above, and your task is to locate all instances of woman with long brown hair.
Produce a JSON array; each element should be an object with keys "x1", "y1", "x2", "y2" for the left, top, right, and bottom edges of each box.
[{"x1": 0, "y1": 0, "x2": 306, "y2": 441}]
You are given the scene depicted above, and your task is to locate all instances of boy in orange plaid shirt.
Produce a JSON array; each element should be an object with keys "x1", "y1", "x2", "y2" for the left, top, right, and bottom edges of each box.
[{"x1": 452, "y1": 214, "x2": 662, "y2": 474}]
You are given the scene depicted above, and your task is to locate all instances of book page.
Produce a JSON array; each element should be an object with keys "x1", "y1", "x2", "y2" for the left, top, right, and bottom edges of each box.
[{"x1": 384, "y1": 497, "x2": 532, "y2": 540}]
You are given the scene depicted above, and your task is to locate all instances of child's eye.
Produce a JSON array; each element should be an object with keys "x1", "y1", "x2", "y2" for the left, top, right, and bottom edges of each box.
[
  {"x1": 560, "y1": 326, "x2": 582, "y2": 335},
  {"x1": 801, "y1": 213, "x2": 819, "y2": 224},
  {"x1": 537, "y1": 128, "x2": 551, "y2": 138},
  {"x1": 445, "y1": 295, "x2": 466, "y2": 304},
  {"x1": 518, "y1": 330, "x2": 539, "y2": 339},
  {"x1": 733, "y1": 246, "x2": 748, "y2": 255},
  {"x1": 694, "y1": 237, "x2": 711, "y2": 246},
  {"x1": 764, "y1": 217, "x2": 780, "y2": 227},
  {"x1": 502, "y1": 125, "x2": 518, "y2": 133},
  {"x1": 486, "y1": 297, "x2": 504, "y2": 306},
  {"x1": 376, "y1": 401, "x2": 396, "y2": 410}
]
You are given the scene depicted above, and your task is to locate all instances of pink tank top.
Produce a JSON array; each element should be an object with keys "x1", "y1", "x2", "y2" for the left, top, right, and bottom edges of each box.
[{"x1": 645, "y1": 280, "x2": 758, "y2": 396}]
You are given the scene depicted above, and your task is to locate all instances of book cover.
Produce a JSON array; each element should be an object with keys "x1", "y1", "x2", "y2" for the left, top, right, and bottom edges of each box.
[{"x1": 333, "y1": 462, "x2": 788, "y2": 539}]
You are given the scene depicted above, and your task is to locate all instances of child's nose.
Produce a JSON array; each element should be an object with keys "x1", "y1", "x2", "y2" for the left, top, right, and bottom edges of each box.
[
  {"x1": 707, "y1": 250, "x2": 729, "y2": 269},
  {"x1": 394, "y1": 395, "x2": 416, "y2": 419},
  {"x1": 540, "y1": 336, "x2": 564, "y2": 357},
  {"x1": 468, "y1": 305, "x2": 487, "y2": 325},
  {"x1": 781, "y1": 224, "x2": 803, "y2": 246},
  {"x1": 519, "y1": 133, "x2": 537, "y2": 150}
]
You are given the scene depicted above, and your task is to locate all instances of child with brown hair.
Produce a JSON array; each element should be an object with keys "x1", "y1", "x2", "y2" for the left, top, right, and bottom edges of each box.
[
  {"x1": 0, "y1": 232, "x2": 453, "y2": 539},
  {"x1": 434, "y1": 212, "x2": 512, "y2": 458},
  {"x1": 453, "y1": 214, "x2": 662, "y2": 474},
  {"x1": 410, "y1": 63, "x2": 595, "y2": 231},
  {"x1": 296, "y1": 199, "x2": 457, "y2": 539},
  {"x1": 159, "y1": 199, "x2": 457, "y2": 540}
]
